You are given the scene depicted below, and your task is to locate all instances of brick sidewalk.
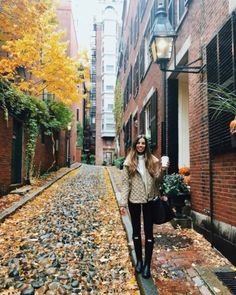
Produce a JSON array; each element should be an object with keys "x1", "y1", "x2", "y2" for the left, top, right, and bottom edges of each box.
[{"x1": 108, "y1": 166, "x2": 234, "y2": 295}]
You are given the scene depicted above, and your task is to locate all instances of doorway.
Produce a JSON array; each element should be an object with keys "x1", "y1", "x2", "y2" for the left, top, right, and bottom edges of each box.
[{"x1": 11, "y1": 119, "x2": 23, "y2": 184}]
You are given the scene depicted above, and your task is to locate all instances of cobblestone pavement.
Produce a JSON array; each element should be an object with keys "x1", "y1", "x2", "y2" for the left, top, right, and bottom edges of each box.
[
  {"x1": 108, "y1": 166, "x2": 234, "y2": 295},
  {"x1": 0, "y1": 165, "x2": 139, "y2": 295}
]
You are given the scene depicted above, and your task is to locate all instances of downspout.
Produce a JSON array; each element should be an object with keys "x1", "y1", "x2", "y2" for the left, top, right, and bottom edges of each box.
[{"x1": 209, "y1": 150, "x2": 214, "y2": 247}]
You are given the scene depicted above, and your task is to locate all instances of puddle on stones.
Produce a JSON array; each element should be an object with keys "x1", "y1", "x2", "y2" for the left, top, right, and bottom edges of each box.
[{"x1": 155, "y1": 233, "x2": 193, "y2": 250}]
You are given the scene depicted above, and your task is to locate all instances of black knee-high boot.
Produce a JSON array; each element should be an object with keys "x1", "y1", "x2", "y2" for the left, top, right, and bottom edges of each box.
[
  {"x1": 133, "y1": 236, "x2": 143, "y2": 273},
  {"x1": 142, "y1": 239, "x2": 154, "y2": 279}
]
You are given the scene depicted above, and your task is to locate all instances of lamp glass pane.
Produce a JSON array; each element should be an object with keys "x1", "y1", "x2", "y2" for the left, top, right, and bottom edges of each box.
[
  {"x1": 155, "y1": 37, "x2": 173, "y2": 59},
  {"x1": 151, "y1": 41, "x2": 158, "y2": 62}
]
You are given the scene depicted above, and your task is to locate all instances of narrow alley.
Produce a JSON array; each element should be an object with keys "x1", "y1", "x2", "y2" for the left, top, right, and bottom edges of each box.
[{"x1": 0, "y1": 166, "x2": 139, "y2": 294}]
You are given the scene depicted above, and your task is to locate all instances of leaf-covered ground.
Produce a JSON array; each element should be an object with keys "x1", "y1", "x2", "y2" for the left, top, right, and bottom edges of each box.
[
  {"x1": 108, "y1": 166, "x2": 232, "y2": 295},
  {"x1": 0, "y1": 165, "x2": 140, "y2": 294},
  {"x1": 0, "y1": 168, "x2": 69, "y2": 214}
]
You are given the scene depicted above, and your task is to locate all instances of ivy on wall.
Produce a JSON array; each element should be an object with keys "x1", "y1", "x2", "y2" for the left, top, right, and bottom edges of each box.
[
  {"x1": 0, "y1": 80, "x2": 73, "y2": 183},
  {"x1": 114, "y1": 81, "x2": 124, "y2": 135}
]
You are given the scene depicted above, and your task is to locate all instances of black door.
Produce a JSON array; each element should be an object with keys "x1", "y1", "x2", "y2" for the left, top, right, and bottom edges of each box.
[
  {"x1": 11, "y1": 119, "x2": 23, "y2": 184},
  {"x1": 168, "y1": 79, "x2": 179, "y2": 174}
]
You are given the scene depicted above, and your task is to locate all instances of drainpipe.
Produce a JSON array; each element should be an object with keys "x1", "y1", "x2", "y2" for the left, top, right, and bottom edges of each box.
[
  {"x1": 162, "y1": 70, "x2": 168, "y2": 157},
  {"x1": 209, "y1": 151, "x2": 214, "y2": 247}
]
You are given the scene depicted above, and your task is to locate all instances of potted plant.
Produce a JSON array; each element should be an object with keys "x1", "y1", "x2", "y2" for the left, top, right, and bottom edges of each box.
[
  {"x1": 208, "y1": 83, "x2": 236, "y2": 147},
  {"x1": 161, "y1": 173, "x2": 191, "y2": 217}
]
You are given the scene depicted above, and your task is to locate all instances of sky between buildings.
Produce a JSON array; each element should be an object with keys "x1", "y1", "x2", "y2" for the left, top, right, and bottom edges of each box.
[
  {"x1": 73, "y1": 0, "x2": 102, "y2": 50},
  {"x1": 73, "y1": 0, "x2": 123, "y2": 51}
]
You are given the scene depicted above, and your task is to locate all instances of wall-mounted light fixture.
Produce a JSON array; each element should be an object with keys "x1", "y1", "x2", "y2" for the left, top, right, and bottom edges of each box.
[{"x1": 149, "y1": 4, "x2": 205, "y2": 73}]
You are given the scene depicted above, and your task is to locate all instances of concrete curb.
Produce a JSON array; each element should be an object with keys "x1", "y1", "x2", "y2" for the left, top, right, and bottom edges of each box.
[
  {"x1": 0, "y1": 163, "x2": 81, "y2": 223},
  {"x1": 107, "y1": 168, "x2": 159, "y2": 295}
]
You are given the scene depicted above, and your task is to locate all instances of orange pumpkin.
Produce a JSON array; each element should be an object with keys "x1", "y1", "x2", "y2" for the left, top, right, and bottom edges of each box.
[
  {"x1": 183, "y1": 175, "x2": 191, "y2": 185},
  {"x1": 230, "y1": 118, "x2": 236, "y2": 134},
  {"x1": 179, "y1": 166, "x2": 190, "y2": 176}
]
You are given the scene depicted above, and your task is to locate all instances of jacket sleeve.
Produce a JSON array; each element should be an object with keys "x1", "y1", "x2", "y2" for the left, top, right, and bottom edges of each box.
[
  {"x1": 154, "y1": 161, "x2": 165, "y2": 191},
  {"x1": 119, "y1": 165, "x2": 130, "y2": 207},
  {"x1": 155, "y1": 168, "x2": 165, "y2": 188}
]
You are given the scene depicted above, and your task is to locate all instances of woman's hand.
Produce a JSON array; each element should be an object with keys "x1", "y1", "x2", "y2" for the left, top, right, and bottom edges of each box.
[
  {"x1": 161, "y1": 161, "x2": 170, "y2": 172},
  {"x1": 120, "y1": 206, "x2": 127, "y2": 215}
]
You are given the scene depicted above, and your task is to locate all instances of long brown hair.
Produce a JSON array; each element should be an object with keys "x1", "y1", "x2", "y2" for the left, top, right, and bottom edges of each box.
[{"x1": 127, "y1": 135, "x2": 157, "y2": 177}]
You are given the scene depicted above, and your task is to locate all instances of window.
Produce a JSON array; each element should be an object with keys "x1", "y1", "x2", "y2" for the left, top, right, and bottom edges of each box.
[
  {"x1": 206, "y1": 16, "x2": 236, "y2": 154},
  {"x1": 177, "y1": 0, "x2": 186, "y2": 22},
  {"x1": 145, "y1": 103, "x2": 151, "y2": 138},
  {"x1": 139, "y1": 40, "x2": 145, "y2": 81},
  {"x1": 124, "y1": 115, "x2": 132, "y2": 150},
  {"x1": 106, "y1": 65, "x2": 114, "y2": 72},
  {"x1": 140, "y1": 0, "x2": 147, "y2": 21},
  {"x1": 106, "y1": 123, "x2": 115, "y2": 130},
  {"x1": 168, "y1": 0, "x2": 174, "y2": 27},
  {"x1": 133, "y1": 9, "x2": 139, "y2": 47},
  {"x1": 124, "y1": 66, "x2": 133, "y2": 108},
  {"x1": 124, "y1": 43, "x2": 129, "y2": 72},
  {"x1": 139, "y1": 91, "x2": 158, "y2": 149},
  {"x1": 168, "y1": 0, "x2": 187, "y2": 28},
  {"x1": 77, "y1": 109, "x2": 80, "y2": 121},
  {"x1": 108, "y1": 104, "x2": 113, "y2": 110},
  {"x1": 133, "y1": 55, "x2": 139, "y2": 97},
  {"x1": 42, "y1": 89, "x2": 54, "y2": 101},
  {"x1": 106, "y1": 85, "x2": 114, "y2": 91}
]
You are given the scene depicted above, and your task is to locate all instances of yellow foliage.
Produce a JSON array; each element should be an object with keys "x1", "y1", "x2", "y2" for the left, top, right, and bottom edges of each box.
[{"x1": 0, "y1": 0, "x2": 90, "y2": 105}]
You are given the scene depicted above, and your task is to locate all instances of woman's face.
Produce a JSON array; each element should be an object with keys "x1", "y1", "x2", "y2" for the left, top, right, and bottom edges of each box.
[{"x1": 136, "y1": 137, "x2": 146, "y2": 154}]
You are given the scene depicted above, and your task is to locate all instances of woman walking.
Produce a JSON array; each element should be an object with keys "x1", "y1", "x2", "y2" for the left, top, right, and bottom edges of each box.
[{"x1": 120, "y1": 135, "x2": 168, "y2": 279}]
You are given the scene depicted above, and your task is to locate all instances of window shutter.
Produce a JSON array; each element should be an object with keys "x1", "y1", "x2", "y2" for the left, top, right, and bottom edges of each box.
[
  {"x1": 219, "y1": 19, "x2": 233, "y2": 84},
  {"x1": 140, "y1": 0, "x2": 147, "y2": 21},
  {"x1": 206, "y1": 36, "x2": 218, "y2": 84},
  {"x1": 140, "y1": 40, "x2": 145, "y2": 81},
  {"x1": 150, "y1": 90, "x2": 157, "y2": 149},
  {"x1": 125, "y1": 116, "x2": 132, "y2": 150},
  {"x1": 139, "y1": 108, "x2": 145, "y2": 134},
  {"x1": 133, "y1": 55, "x2": 139, "y2": 97},
  {"x1": 129, "y1": 66, "x2": 133, "y2": 97},
  {"x1": 134, "y1": 12, "x2": 139, "y2": 47},
  {"x1": 207, "y1": 16, "x2": 235, "y2": 154}
]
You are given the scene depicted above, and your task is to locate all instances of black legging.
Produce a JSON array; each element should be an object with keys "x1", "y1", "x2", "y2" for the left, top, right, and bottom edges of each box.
[{"x1": 128, "y1": 200, "x2": 154, "y2": 243}]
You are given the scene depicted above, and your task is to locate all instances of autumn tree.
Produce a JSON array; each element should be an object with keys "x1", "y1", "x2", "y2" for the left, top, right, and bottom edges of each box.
[{"x1": 0, "y1": 0, "x2": 88, "y2": 105}]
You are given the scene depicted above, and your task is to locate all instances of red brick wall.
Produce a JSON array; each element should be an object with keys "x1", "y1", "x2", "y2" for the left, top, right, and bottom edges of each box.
[
  {"x1": 0, "y1": 110, "x2": 13, "y2": 192},
  {"x1": 177, "y1": 0, "x2": 236, "y2": 226},
  {"x1": 119, "y1": 0, "x2": 236, "y2": 227},
  {"x1": 33, "y1": 135, "x2": 54, "y2": 174}
]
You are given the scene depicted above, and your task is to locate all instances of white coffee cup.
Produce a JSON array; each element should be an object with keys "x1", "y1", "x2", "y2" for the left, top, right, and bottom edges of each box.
[{"x1": 161, "y1": 156, "x2": 169, "y2": 168}]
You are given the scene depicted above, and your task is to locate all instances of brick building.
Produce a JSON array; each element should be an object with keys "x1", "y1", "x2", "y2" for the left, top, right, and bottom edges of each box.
[
  {"x1": 0, "y1": 0, "x2": 80, "y2": 194},
  {"x1": 117, "y1": 0, "x2": 236, "y2": 264},
  {"x1": 57, "y1": 0, "x2": 82, "y2": 164}
]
